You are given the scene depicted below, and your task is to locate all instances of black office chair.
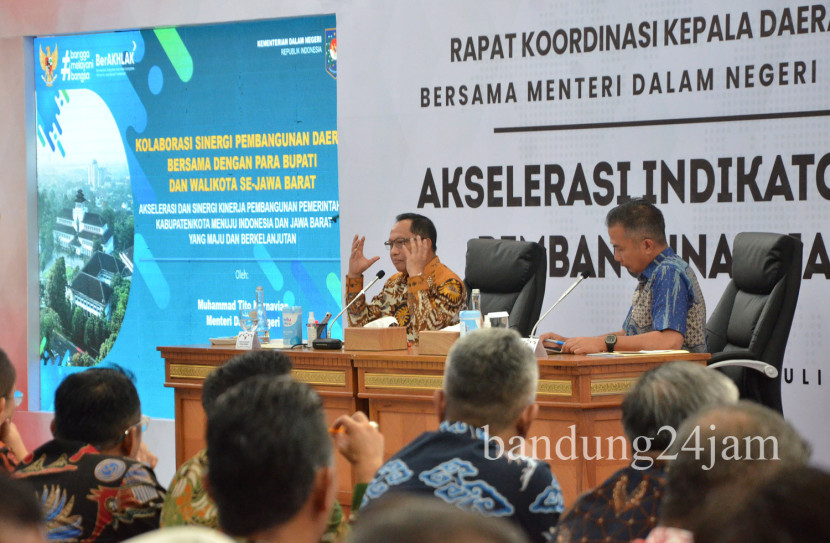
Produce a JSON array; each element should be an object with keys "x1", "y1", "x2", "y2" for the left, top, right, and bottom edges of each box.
[
  {"x1": 464, "y1": 238, "x2": 547, "y2": 337},
  {"x1": 706, "y1": 232, "x2": 803, "y2": 414}
]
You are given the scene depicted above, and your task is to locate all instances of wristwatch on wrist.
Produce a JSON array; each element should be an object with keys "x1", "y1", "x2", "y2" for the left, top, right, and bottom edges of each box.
[{"x1": 605, "y1": 334, "x2": 617, "y2": 352}]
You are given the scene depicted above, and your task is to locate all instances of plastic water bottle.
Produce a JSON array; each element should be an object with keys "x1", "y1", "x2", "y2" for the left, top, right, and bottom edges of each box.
[
  {"x1": 254, "y1": 286, "x2": 269, "y2": 342},
  {"x1": 307, "y1": 311, "x2": 318, "y2": 342},
  {"x1": 470, "y1": 288, "x2": 481, "y2": 312},
  {"x1": 469, "y1": 289, "x2": 482, "y2": 329}
]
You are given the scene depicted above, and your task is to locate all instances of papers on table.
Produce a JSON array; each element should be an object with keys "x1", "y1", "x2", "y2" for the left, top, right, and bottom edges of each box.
[{"x1": 587, "y1": 349, "x2": 690, "y2": 357}]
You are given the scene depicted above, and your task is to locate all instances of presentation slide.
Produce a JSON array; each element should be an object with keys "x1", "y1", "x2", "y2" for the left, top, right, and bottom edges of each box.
[{"x1": 35, "y1": 15, "x2": 340, "y2": 417}]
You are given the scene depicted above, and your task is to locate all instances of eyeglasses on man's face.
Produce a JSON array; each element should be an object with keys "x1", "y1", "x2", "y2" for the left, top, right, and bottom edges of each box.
[
  {"x1": 116, "y1": 414, "x2": 150, "y2": 444},
  {"x1": 133, "y1": 414, "x2": 151, "y2": 434},
  {"x1": 383, "y1": 238, "x2": 412, "y2": 250}
]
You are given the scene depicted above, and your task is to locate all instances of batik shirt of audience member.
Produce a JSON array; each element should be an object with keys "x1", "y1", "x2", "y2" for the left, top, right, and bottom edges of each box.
[
  {"x1": 360, "y1": 421, "x2": 564, "y2": 543},
  {"x1": 345, "y1": 257, "x2": 465, "y2": 343},
  {"x1": 14, "y1": 439, "x2": 165, "y2": 542},
  {"x1": 553, "y1": 463, "x2": 668, "y2": 543},
  {"x1": 622, "y1": 248, "x2": 707, "y2": 352}
]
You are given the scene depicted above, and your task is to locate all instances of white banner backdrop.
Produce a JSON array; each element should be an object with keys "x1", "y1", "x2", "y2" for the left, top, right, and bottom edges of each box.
[{"x1": 337, "y1": 0, "x2": 830, "y2": 466}]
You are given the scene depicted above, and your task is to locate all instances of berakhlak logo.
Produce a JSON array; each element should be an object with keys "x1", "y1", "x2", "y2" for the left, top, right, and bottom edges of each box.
[
  {"x1": 39, "y1": 44, "x2": 59, "y2": 86},
  {"x1": 325, "y1": 28, "x2": 337, "y2": 79}
]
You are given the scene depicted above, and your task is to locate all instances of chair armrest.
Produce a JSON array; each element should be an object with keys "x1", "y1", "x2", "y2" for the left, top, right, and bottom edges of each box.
[
  {"x1": 708, "y1": 350, "x2": 756, "y2": 364},
  {"x1": 708, "y1": 358, "x2": 779, "y2": 378}
]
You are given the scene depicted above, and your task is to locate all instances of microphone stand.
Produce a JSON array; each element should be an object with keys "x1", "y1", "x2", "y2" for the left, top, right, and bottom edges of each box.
[
  {"x1": 530, "y1": 270, "x2": 591, "y2": 338},
  {"x1": 522, "y1": 271, "x2": 590, "y2": 356},
  {"x1": 312, "y1": 270, "x2": 386, "y2": 350}
]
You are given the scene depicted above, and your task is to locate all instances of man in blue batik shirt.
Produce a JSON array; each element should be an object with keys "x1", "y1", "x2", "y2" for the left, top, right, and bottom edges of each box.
[
  {"x1": 360, "y1": 328, "x2": 564, "y2": 543},
  {"x1": 541, "y1": 199, "x2": 706, "y2": 354}
]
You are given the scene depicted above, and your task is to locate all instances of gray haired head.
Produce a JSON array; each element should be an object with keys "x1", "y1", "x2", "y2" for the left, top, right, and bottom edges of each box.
[
  {"x1": 605, "y1": 198, "x2": 667, "y2": 245},
  {"x1": 443, "y1": 328, "x2": 538, "y2": 432},
  {"x1": 622, "y1": 361, "x2": 739, "y2": 450},
  {"x1": 661, "y1": 400, "x2": 811, "y2": 528}
]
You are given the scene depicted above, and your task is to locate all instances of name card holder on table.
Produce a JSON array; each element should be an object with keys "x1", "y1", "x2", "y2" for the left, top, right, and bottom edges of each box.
[
  {"x1": 521, "y1": 337, "x2": 548, "y2": 357},
  {"x1": 235, "y1": 331, "x2": 261, "y2": 350}
]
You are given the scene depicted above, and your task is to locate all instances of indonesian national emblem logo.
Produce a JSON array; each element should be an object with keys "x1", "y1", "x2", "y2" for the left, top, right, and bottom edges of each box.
[
  {"x1": 325, "y1": 29, "x2": 337, "y2": 79},
  {"x1": 40, "y1": 44, "x2": 59, "y2": 86}
]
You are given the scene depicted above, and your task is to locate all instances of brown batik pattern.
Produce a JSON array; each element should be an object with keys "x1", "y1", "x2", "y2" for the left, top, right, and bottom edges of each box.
[{"x1": 346, "y1": 257, "x2": 465, "y2": 342}]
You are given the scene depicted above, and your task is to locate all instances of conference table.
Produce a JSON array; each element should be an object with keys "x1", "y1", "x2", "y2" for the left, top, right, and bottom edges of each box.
[{"x1": 159, "y1": 344, "x2": 708, "y2": 508}]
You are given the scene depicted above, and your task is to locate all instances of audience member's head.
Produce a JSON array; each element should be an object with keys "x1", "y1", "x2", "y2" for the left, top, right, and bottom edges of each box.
[
  {"x1": 622, "y1": 362, "x2": 738, "y2": 456},
  {"x1": 118, "y1": 525, "x2": 236, "y2": 543},
  {"x1": 207, "y1": 376, "x2": 334, "y2": 542},
  {"x1": 52, "y1": 366, "x2": 143, "y2": 457},
  {"x1": 660, "y1": 400, "x2": 811, "y2": 530},
  {"x1": 605, "y1": 198, "x2": 667, "y2": 245},
  {"x1": 201, "y1": 350, "x2": 292, "y2": 413},
  {"x1": 0, "y1": 472, "x2": 46, "y2": 543},
  {"x1": 692, "y1": 464, "x2": 830, "y2": 543},
  {"x1": 348, "y1": 494, "x2": 529, "y2": 543},
  {"x1": 439, "y1": 328, "x2": 538, "y2": 435},
  {"x1": 0, "y1": 348, "x2": 17, "y2": 419}
]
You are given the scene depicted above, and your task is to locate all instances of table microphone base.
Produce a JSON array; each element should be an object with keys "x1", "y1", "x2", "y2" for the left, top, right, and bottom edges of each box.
[{"x1": 312, "y1": 338, "x2": 343, "y2": 350}]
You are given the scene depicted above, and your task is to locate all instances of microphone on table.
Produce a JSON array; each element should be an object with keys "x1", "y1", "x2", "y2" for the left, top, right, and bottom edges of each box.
[
  {"x1": 529, "y1": 270, "x2": 591, "y2": 339},
  {"x1": 312, "y1": 270, "x2": 386, "y2": 350}
]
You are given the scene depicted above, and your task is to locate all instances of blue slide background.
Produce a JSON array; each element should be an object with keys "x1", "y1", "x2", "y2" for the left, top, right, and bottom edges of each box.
[{"x1": 35, "y1": 16, "x2": 340, "y2": 418}]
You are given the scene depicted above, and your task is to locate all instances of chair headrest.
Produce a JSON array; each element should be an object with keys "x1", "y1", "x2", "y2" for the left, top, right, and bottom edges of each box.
[
  {"x1": 465, "y1": 238, "x2": 543, "y2": 293},
  {"x1": 732, "y1": 232, "x2": 797, "y2": 294}
]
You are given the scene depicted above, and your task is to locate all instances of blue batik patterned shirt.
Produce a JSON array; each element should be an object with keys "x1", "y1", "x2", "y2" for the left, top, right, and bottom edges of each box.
[
  {"x1": 622, "y1": 247, "x2": 707, "y2": 353},
  {"x1": 361, "y1": 421, "x2": 564, "y2": 543}
]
